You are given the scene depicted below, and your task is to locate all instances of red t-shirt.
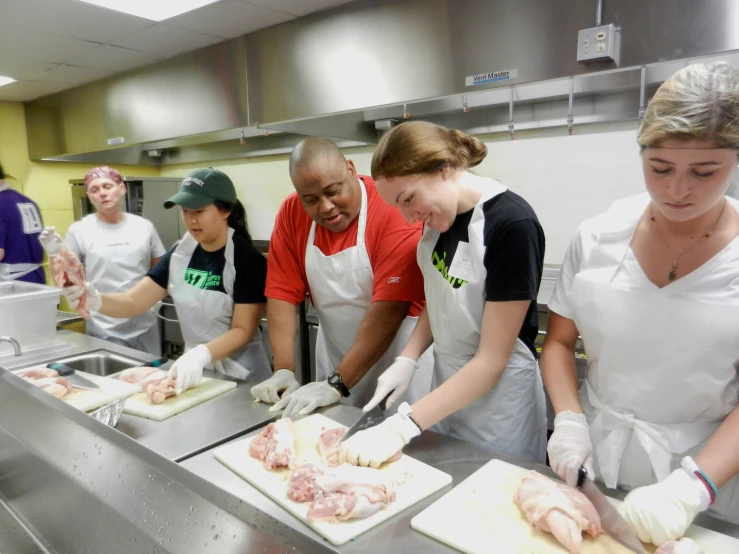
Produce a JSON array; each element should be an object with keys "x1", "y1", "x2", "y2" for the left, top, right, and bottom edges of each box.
[{"x1": 266, "y1": 176, "x2": 424, "y2": 316}]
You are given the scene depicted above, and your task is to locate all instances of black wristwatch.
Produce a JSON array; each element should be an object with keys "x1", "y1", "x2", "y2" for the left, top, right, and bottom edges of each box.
[{"x1": 327, "y1": 372, "x2": 351, "y2": 397}]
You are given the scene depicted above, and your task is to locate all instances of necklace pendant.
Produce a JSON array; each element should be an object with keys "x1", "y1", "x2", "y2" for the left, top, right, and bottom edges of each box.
[{"x1": 668, "y1": 269, "x2": 677, "y2": 281}]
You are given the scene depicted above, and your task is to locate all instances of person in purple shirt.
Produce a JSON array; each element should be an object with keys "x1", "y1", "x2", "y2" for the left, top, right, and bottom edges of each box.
[{"x1": 0, "y1": 163, "x2": 45, "y2": 284}]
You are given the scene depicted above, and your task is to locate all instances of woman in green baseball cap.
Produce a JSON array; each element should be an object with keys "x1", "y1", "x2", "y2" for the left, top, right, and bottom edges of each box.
[{"x1": 61, "y1": 168, "x2": 271, "y2": 393}]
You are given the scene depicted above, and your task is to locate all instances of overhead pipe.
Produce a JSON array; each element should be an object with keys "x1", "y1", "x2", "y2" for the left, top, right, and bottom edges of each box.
[
  {"x1": 508, "y1": 88, "x2": 515, "y2": 140},
  {"x1": 638, "y1": 66, "x2": 647, "y2": 121},
  {"x1": 567, "y1": 77, "x2": 575, "y2": 135}
]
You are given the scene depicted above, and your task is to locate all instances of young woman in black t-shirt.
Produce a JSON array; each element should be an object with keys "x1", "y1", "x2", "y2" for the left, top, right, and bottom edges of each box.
[
  {"x1": 60, "y1": 168, "x2": 270, "y2": 393},
  {"x1": 338, "y1": 121, "x2": 548, "y2": 468}
]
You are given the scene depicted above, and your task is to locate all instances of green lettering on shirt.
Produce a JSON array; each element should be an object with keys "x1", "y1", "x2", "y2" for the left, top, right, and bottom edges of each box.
[{"x1": 431, "y1": 251, "x2": 467, "y2": 288}]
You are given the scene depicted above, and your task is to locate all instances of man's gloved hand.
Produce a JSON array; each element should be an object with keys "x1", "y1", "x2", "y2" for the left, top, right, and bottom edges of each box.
[
  {"x1": 617, "y1": 464, "x2": 711, "y2": 547},
  {"x1": 38, "y1": 226, "x2": 63, "y2": 257},
  {"x1": 547, "y1": 410, "x2": 595, "y2": 486},
  {"x1": 251, "y1": 369, "x2": 300, "y2": 404},
  {"x1": 338, "y1": 409, "x2": 421, "y2": 469},
  {"x1": 64, "y1": 282, "x2": 103, "y2": 314},
  {"x1": 362, "y1": 356, "x2": 418, "y2": 413},
  {"x1": 167, "y1": 344, "x2": 212, "y2": 395},
  {"x1": 269, "y1": 380, "x2": 341, "y2": 418}
]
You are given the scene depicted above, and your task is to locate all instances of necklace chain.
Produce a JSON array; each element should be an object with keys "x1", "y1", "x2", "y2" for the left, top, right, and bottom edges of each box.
[{"x1": 649, "y1": 200, "x2": 727, "y2": 281}]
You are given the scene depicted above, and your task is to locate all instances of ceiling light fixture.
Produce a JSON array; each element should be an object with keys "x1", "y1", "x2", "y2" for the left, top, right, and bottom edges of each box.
[
  {"x1": 78, "y1": 0, "x2": 220, "y2": 22},
  {"x1": 0, "y1": 76, "x2": 17, "y2": 88}
]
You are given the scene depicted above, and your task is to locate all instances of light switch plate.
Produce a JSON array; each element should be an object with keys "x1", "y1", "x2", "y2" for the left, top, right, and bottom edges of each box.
[{"x1": 577, "y1": 23, "x2": 617, "y2": 62}]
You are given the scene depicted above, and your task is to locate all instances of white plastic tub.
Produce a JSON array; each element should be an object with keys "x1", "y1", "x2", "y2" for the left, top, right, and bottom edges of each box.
[{"x1": 0, "y1": 281, "x2": 63, "y2": 356}]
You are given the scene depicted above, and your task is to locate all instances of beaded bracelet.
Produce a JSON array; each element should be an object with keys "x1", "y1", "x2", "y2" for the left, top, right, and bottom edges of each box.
[{"x1": 682, "y1": 456, "x2": 718, "y2": 505}]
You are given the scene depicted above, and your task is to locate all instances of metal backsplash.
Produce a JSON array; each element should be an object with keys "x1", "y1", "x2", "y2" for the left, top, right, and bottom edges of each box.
[
  {"x1": 246, "y1": 0, "x2": 739, "y2": 128},
  {"x1": 25, "y1": 38, "x2": 249, "y2": 160}
]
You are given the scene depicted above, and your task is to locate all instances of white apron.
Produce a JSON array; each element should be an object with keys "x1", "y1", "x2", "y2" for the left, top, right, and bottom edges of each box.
[
  {"x1": 168, "y1": 229, "x2": 271, "y2": 382},
  {"x1": 305, "y1": 178, "x2": 433, "y2": 408},
  {"x1": 419, "y1": 179, "x2": 547, "y2": 463},
  {"x1": 569, "y1": 195, "x2": 739, "y2": 523}
]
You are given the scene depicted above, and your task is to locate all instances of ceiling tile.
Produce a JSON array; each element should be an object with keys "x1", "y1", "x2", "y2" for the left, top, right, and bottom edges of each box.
[
  {"x1": 0, "y1": 80, "x2": 77, "y2": 102},
  {"x1": 0, "y1": 57, "x2": 57, "y2": 81},
  {"x1": 243, "y1": 0, "x2": 355, "y2": 17},
  {"x1": 0, "y1": 23, "x2": 99, "y2": 64},
  {"x1": 110, "y1": 24, "x2": 223, "y2": 57},
  {"x1": 33, "y1": 65, "x2": 113, "y2": 84},
  {"x1": 0, "y1": 0, "x2": 154, "y2": 44},
  {"x1": 166, "y1": 0, "x2": 294, "y2": 39},
  {"x1": 64, "y1": 45, "x2": 163, "y2": 72}
]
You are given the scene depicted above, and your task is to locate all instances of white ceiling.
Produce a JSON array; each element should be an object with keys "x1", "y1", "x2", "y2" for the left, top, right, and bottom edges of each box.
[{"x1": 0, "y1": 0, "x2": 355, "y2": 102}]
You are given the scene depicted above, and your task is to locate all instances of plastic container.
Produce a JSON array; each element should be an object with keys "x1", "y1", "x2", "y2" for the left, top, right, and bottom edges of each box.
[{"x1": 0, "y1": 281, "x2": 63, "y2": 356}]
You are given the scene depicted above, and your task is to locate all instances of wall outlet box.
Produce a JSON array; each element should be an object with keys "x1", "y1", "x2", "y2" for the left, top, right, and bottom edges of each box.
[{"x1": 577, "y1": 23, "x2": 617, "y2": 62}]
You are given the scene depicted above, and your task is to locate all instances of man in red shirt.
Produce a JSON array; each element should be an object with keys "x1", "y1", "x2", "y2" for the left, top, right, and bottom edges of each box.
[{"x1": 251, "y1": 137, "x2": 432, "y2": 417}]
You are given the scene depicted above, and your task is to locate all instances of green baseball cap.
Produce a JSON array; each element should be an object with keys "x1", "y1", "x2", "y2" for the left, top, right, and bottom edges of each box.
[{"x1": 164, "y1": 168, "x2": 237, "y2": 209}]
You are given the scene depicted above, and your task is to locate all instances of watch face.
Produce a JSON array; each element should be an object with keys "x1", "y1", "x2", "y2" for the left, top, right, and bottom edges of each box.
[{"x1": 328, "y1": 373, "x2": 340, "y2": 385}]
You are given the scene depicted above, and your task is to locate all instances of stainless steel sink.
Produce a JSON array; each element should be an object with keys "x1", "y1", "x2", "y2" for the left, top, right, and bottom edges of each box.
[{"x1": 24, "y1": 349, "x2": 148, "y2": 377}]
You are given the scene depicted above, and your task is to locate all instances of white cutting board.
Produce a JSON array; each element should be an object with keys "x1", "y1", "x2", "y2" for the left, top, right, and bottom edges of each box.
[
  {"x1": 214, "y1": 413, "x2": 453, "y2": 546},
  {"x1": 411, "y1": 459, "x2": 739, "y2": 554},
  {"x1": 13, "y1": 367, "x2": 140, "y2": 412},
  {"x1": 122, "y1": 377, "x2": 236, "y2": 421}
]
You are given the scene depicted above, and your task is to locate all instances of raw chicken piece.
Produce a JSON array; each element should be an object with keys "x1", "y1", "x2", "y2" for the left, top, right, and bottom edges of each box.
[
  {"x1": 307, "y1": 490, "x2": 392, "y2": 522},
  {"x1": 119, "y1": 366, "x2": 158, "y2": 384},
  {"x1": 318, "y1": 427, "x2": 402, "y2": 466},
  {"x1": 19, "y1": 370, "x2": 74, "y2": 399},
  {"x1": 514, "y1": 471, "x2": 602, "y2": 554},
  {"x1": 249, "y1": 419, "x2": 297, "y2": 470},
  {"x1": 318, "y1": 427, "x2": 345, "y2": 467},
  {"x1": 287, "y1": 463, "x2": 325, "y2": 502},
  {"x1": 307, "y1": 464, "x2": 396, "y2": 522},
  {"x1": 138, "y1": 370, "x2": 176, "y2": 405},
  {"x1": 19, "y1": 368, "x2": 60, "y2": 379},
  {"x1": 146, "y1": 377, "x2": 177, "y2": 404},
  {"x1": 120, "y1": 368, "x2": 177, "y2": 405},
  {"x1": 655, "y1": 538, "x2": 704, "y2": 554},
  {"x1": 51, "y1": 245, "x2": 89, "y2": 319},
  {"x1": 286, "y1": 461, "x2": 396, "y2": 522}
]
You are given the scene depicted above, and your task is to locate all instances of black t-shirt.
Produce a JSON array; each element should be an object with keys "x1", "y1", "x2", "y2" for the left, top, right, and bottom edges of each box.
[
  {"x1": 431, "y1": 190, "x2": 545, "y2": 357},
  {"x1": 147, "y1": 234, "x2": 267, "y2": 304}
]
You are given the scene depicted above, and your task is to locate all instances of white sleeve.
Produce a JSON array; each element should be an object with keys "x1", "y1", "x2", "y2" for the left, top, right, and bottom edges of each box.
[
  {"x1": 547, "y1": 227, "x2": 585, "y2": 320},
  {"x1": 148, "y1": 222, "x2": 166, "y2": 259},
  {"x1": 64, "y1": 223, "x2": 84, "y2": 262}
]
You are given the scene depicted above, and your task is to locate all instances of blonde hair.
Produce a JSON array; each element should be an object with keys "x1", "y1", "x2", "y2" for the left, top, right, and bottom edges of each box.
[
  {"x1": 371, "y1": 121, "x2": 487, "y2": 180},
  {"x1": 638, "y1": 62, "x2": 739, "y2": 149}
]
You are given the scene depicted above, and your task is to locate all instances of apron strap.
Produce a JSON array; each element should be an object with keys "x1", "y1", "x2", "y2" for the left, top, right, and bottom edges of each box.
[{"x1": 586, "y1": 380, "x2": 673, "y2": 488}]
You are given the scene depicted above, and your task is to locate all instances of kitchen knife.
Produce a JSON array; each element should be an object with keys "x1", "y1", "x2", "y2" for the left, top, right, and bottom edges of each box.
[
  {"x1": 47, "y1": 363, "x2": 101, "y2": 391},
  {"x1": 575, "y1": 466, "x2": 647, "y2": 554},
  {"x1": 141, "y1": 357, "x2": 170, "y2": 368},
  {"x1": 338, "y1": 392, "x2": 393, "y2": 443}
]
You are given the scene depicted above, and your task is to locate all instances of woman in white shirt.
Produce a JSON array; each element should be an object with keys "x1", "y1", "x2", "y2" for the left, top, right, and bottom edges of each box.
[{"x1": 542, "y1": 61, "x2": 739, "y2": 547}]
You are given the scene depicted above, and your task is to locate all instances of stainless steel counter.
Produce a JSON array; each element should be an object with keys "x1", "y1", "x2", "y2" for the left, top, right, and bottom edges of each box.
[
  {"x1": 2, "y1": 331, "x2": 277, "y2": 463},
  {"x1": 56, "y1": 310, "x2": 84, "y2": 327},
  {"x1": 117, "y1": 380, "x2": 275, "y2": 462},
  {"x1": 181, "y1": 404, "x2": 739, "y2": 552}
]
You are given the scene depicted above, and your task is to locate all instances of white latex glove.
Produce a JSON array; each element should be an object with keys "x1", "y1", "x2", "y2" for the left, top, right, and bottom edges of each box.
[
  {"x1": 618, "y1": 466, "x2": 711, "y2": 547},
  {"x1": 251, "y1": 369, "x2": 300, "y2": 404},
  {"x1": 547, "y1": 410, "x2": 594, "y2": 486},
  {"x1": 269, "y1": 380, "x2": 341, "y2": 418},
  {"x1": 64, "y1": 282, "x2": 103, "y2": 313},
  {"x1": 167, "y1": 344, "x2": 212, "y2": 395},
  {"x1": 362, "y1": 356, "x2": 418, "y2": 412},
  {"x1": 38, "y1": 226, "x2": 63, "y2": 257},
  {"x1": 338, "y1": 411, "x2": 421, "y2": 469}
]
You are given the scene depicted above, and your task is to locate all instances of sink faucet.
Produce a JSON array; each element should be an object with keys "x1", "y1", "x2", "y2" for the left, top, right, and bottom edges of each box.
[{"x1": 0, "y1": 337, "x2": 21, "y2": 356}]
